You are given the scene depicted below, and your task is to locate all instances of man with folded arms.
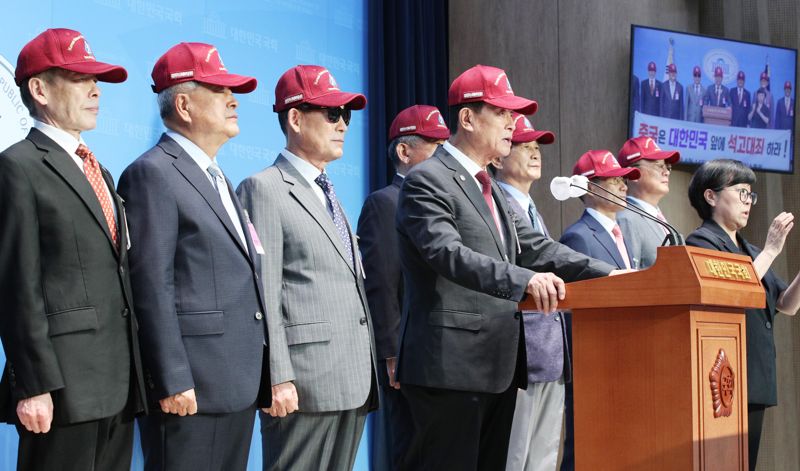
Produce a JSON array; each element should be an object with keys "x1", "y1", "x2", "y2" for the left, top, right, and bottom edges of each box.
[
  {"x1": 357, "y1": 104, "x2": 449, "y2": 470},
  {"x1": 0, "y1": 28, "x2": 145, "y2": 470},
  {"x1": 118, "y1": 42, "x2": 268, "y2": 470},
  {"x1": 616, "y1": 136, "x2": 681, "y2": 269},
  {"x1": 237, "y1": 65, "x2": 377, "y2": 471},
  {"x1": 395, "y1": 64, "x2": 619, "y2": 470}
]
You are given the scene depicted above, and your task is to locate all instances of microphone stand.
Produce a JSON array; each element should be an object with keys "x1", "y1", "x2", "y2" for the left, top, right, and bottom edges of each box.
[{"x1": 572, "y1": 180, "x2": 684, "y2": 246}]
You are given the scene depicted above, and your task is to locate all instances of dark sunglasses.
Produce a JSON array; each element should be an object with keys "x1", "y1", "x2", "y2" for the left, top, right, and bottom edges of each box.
[{"x1": 298, "y1": 104, "x2": 351, "y2": 125}]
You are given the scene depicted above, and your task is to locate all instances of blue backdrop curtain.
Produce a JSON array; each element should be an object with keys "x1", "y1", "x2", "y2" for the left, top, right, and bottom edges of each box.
[{"x1": 367, "y1": 0, "x2": 450, "y2": 191}]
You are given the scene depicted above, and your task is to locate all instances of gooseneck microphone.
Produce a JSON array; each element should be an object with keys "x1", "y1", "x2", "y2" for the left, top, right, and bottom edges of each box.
[{"x1": 550, "y1": 175, "x2": 684, "y2": 246}]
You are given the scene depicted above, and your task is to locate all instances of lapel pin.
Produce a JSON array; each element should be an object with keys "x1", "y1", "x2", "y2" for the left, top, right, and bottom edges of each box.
[{"x1": 459, "y1": 175, "x2": 466, "y2": 181}]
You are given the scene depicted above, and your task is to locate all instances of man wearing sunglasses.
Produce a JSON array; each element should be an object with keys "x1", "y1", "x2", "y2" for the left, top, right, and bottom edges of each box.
[
  {"x1": 237, "y1": 65, "x2": 377, "y2": 471},
  {"x1": 616, "y1": 136, "x2": 681, "y2": 269}
]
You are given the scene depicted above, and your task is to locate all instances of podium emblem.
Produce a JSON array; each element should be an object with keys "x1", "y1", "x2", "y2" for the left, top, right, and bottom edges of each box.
[{"x1": 709, "y1": 348, "x2": 735, "y2": 418}]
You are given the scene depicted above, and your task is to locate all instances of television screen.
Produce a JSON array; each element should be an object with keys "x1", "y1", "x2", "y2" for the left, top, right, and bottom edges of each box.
[{"x1": 629, "y1": 25, "x2": 797, "y2": 173}]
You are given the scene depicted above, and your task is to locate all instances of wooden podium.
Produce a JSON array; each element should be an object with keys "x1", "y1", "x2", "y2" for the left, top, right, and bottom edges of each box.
[
  {"x1": 703, "y1": 105, "x2": 733, "y2": 126},
  {"x1": 519, "y1": 246, "x2": 765, "y2": 470}
]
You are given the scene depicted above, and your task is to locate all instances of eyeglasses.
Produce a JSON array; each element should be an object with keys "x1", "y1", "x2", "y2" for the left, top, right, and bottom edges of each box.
[
  {"x1": 636, "y1": 161, "x2": 672, "y2": 174},
  {"x1": 717, "y1": 187, "x2": 758, "y2": 205},
  {"x1": 298, "y1": 104, "x2": 351, "y2": 125}
]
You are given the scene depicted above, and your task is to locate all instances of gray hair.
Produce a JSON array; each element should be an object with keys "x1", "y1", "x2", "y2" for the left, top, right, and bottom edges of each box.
[
  {"x1": 387, "y1": 134, "x2": 425, "y2": 168},
  {"x1": 157, "y1": 81, "x2": 198, "y2": 120}
]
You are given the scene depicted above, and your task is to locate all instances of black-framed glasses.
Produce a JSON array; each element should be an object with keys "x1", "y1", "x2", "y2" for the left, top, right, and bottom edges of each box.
[
  {"x1": 298, "y1": 104, "x2": 351, "y2": 125},
  {"x1": 717, "y1": 187, "x2": 758, "y2": 205}
]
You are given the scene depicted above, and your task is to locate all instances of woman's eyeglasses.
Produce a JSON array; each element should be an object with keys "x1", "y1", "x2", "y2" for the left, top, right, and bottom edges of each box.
[{"x1": 718, "y1": 187, "x2": 758, "y2": 205}]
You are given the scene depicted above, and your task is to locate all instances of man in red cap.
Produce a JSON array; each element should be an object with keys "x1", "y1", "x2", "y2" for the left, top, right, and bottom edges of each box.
[
  {"x1": 686, "y1": 65, "x2": 704, "y2": 122},
  {"x1": 236, "y1": 65, "x2": 376, "y2": 471},
  {"x1": 756, "y1": 72, "x2": 775, "y2": 128},
  {"x1": 356, "y1": 105, "x2": 448, "y2": 471},
  {"x1": 0, "y1": 28, "x2": 145, "y2": 470},
  {"x1": 730, "y1": 70, "x2": 751, "y2": 127},
  {"x1": 489, "y1": 113, "x2": 567, "y2": 471},
  {"x1": 659, "y1": 63, "x2": 683, "y2": 120},
  {"x1": 641, "y1": 61, "x2": 661, "y2": 116},
  {"x1": 775, "y1": 81, "x2": 794, "y2": 130},
  {"x1": 616, "y1": 136, "x2": 681, "y2": 269},
  {"x1": 118, "y1": 42, "x2": 268, "y2": 470},
  {"x1": 704, "y1": 66, "x2": 729, "y2": 108},
  {"x1": 395, "y1": 64, "x2": 618, "y2": 470}
]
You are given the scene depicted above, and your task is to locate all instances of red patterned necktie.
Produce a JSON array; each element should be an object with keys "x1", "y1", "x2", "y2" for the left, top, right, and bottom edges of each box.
[
  {"x1": 475, "y1": 170, "x2": 503, "y2": 238},
  {"x1": 76, "y1": 144, "x2": 118, "y2": 247}
]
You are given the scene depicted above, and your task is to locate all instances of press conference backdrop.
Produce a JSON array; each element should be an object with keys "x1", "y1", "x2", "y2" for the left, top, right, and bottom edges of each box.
[{"x1": 0, "y1": 1, "x2": 370, "y2": 469}]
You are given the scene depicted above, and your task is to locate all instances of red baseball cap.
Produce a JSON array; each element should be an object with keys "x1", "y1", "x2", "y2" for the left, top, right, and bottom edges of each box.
[
  {"x1": 573, "y1": 150, "x2": 640, "y2": 180},
  {"x1": 667, "y1": 63, "x2": 677, "y2": 74},
  {"x1": 618, "y1": 136, "x2": 680, "y2": 167},
  {"x1": 737, "y1": 71, "x2": 745, "y2": 81},
  {"x1": 273, "y1": 65, "x2": 366, "y2": 112},
  {"x1": 15, "y1": 28, "x2": 127, "y2": 86},
  {"x1": 448, "y1": 65, "x2": 537, "y2": 114},
  {"x1": 511, "y1": 113, "x2": 554, "y2": 144},
  {"x1": 388, "y1": 105, "x2": 450, "y2": 141},
  {"x1": 760, "y1": 72, "x2": 769, "y2": 81},
  {"x1": 692, "y1": 66, "x2": 701, "y2": 77},
  {"x1": 647, "y1": 62, "x2": 657, "y2": 72},
  {"x1": 785, "y1": 81, "x2": 793, "y2": 90},
  {"x1": 714, "y1": 66, "x2": 723, "y2": 78},
  {"x1": 151, "y1": 42, "x2": 256, "y2": 94}
]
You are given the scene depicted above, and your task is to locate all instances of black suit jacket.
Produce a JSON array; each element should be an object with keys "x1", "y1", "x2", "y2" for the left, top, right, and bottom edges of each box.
[
  {"x1": 686, "y1": 219, "x2": 787, "y2": 406},
  {"x1": 357, "y1": 174, "x2": 403, "y2": 387},
  {"x1": 395, "y1": 147, "x2": 614, "y2": 394},
  {"x1": 641, "y1": 78, "x2": 662, "y2": 116},
  {"x1": 0, "y1": 128, "x2": 145, "y2": 425}
]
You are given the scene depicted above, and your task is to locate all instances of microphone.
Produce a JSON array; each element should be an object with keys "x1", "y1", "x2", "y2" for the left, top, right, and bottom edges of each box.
[{"x1": 549, "y1": 175, "x2": 684, "y2": 246}]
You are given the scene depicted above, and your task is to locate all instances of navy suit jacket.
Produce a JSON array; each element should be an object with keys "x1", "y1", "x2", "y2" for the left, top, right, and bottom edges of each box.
[
  {"x1": 641, "y1": 78, "x2": 662, "y2": 116},
  {"x1": 730, "y1": 87, "x2": 751, "y2": 127},
  {"x1": 118, "y1": 133, "x2": 269, "y2": 413},
  {"x1": 559, "y1": 211, "x2": 629, "y2": 269},
  {"x1": 356, "y1": 174, "x2": 403, "y2": 387},
  {"x1": 775, "y1": 96, "x2": 795, "y2": 130},
  {"x1": 660, "y1": 80, "x2": 684, "y2": 120}
]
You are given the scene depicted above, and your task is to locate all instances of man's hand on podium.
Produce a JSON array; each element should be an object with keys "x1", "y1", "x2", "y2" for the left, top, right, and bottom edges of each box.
[{"x1": 525, "y1": 272, "x2": 566, "y2": 313}]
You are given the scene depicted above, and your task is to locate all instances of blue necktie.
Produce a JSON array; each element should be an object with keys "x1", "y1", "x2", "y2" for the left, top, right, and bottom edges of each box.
[
  {"x1": 527, "y1": 198, "x2": 540, "y2": 234},
  {"x1": 314, "y1": 173, "x2": 354, "y2": 267}
]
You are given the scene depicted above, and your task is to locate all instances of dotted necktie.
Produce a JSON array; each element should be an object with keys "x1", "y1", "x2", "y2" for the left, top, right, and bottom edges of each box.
[
  {"x1": 314, "y1": 173, "x2": 354, "y2": 267},
  {"x1": 612, "y1": 224, "x2": 632, "y2": 269},
  {"x1": 75, "y1": 144, "x2": 117, "y2": 248}
]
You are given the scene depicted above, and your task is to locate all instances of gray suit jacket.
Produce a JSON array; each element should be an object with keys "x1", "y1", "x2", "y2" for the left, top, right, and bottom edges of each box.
[
  {"x1": 118, "y1": 134, "x2": 268, "y2": 414},
  {"x1": 686, "y1": 82, "x2": 705, "y2": 122},
  {"x1": 616, "y1": 197, "x2": 678, "y2": 269},
  {"x1": 396, "y1": 147, "x2": 614, "y2": 394},
  {"x1": 500, "y1": 187, "x2": 569, "y2": 384},
  {"x1": 236, "y1": 154, "x2": 377, "y2": 413}
]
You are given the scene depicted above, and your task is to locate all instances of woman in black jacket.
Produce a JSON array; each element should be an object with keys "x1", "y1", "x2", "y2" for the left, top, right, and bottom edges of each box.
[{"x1": 686, "y1": 159, "x2": 800, "y2": 470}]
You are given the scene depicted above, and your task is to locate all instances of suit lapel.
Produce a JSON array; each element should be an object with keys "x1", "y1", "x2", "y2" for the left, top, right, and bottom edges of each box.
[
  {"x1": 583, "y1": 212, "x2": 625, "y2": 269},
  {"x1": 276, "y1": 155, "x2": 356, "y2": 274},
  {"x1": 159, "y1": 135, "x2": 250, "y2": 260},
  {"x1": 32, "y1": 129, "x2": 117, "y2": 252},
  {"x1": 438, "y1": 150, "x2": 506, "y2": 256}
]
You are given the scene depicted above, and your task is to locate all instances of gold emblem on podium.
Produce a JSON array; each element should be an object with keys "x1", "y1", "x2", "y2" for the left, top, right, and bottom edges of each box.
[{"x1": 709, "y1": 348, "x2": 735, "y2": 418}]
